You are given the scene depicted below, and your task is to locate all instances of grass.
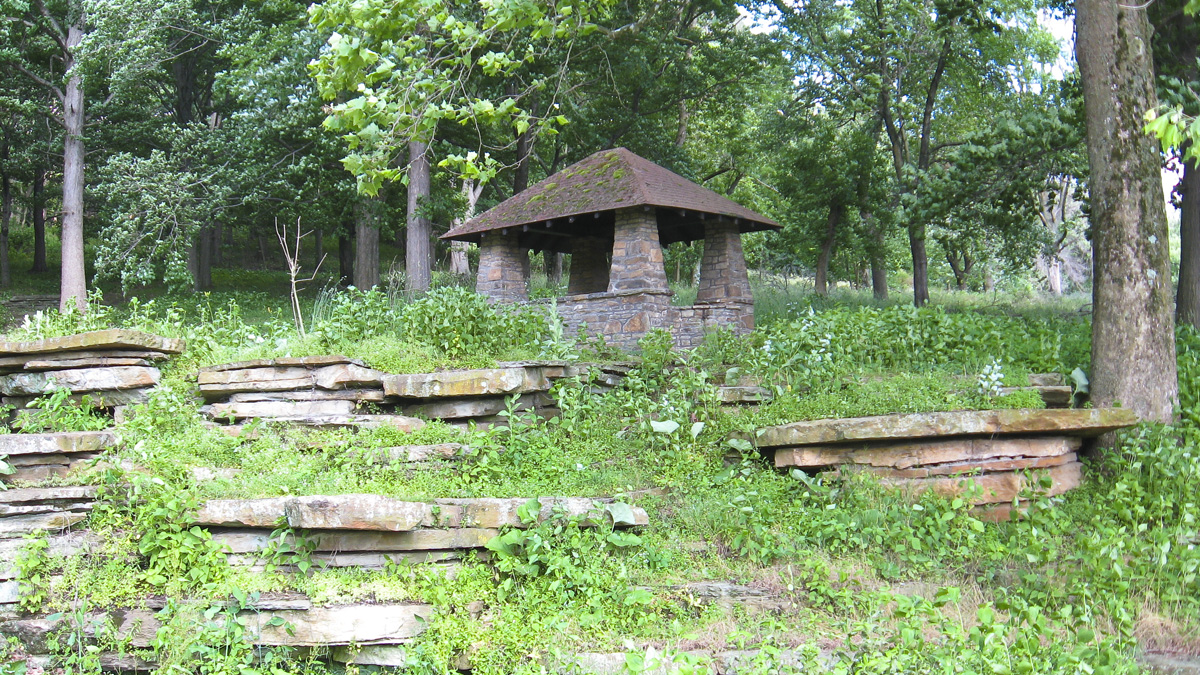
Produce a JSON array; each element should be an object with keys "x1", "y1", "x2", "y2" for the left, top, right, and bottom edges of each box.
[{"x1": 1, "y1": 280, "x2": 1192, "y2": 674}]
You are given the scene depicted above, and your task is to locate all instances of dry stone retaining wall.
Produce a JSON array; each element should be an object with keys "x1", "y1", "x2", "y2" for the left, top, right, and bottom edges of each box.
[
  {"x1": 0, "y1": 330, "x2": 183, "y2": 418},
  {"x1": 744, "y1": 408, "x2": 1139, "y2": 518}
]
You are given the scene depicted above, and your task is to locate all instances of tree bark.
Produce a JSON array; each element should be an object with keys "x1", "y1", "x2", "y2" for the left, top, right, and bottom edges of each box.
[
  {"x1": 194, "y1": 226, "x2": 214, "y2": 291},
  {"x1": 60, "y1": 25, "x2": 87, "y2": 313},
  {"x1": 31, "y1": 167, "x2": 47, "y2": 273},
  {"x1": 406, "y1": 140, "x2": 432, "y2": 292},
  {"x1": 867, "y1": 222, "x2": 888, "y2": 300},
  {"x1": 545, "y1": 252, "x2": 563, "y2": 285},
  {"x1": 355, "y1": 197, "x2": 381, "y2": 290},
  {"x1": 815, "y1": 201, "x2": 842, "y2": 296},
  {"x1": 314, "y1": 227, "x2": 324, "y2": 271},
  {"x1": 1077, "y1": 0, "x2": 1178, "y2": 423}
]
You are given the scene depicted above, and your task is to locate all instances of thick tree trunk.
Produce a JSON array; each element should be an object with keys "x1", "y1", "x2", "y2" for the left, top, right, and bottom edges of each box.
[
  {"x1": 450, "y1": 242, "x2": 470, "y2": 276},
  {"x1": 545, "y1": 253, "x2": 562, "y2": 285},
  {"x1": 815, "y1": 201, "x2": 842, "y2": 296},
  {"x1": 908, "y1": 227, "x2": 929, "y2": 306},
  {"x1": 355, "y1": 197, "x2": 381, "y2": 290},
  {"x1": 406, "y1": 140, "x2": 432, "y2": 292},
  {"x1": 868, "y1": 224, "x2": 888, "y2": 301},
  {"x1": 339, "y1": 231, "x2": 354, "y2": 286},
  {"x1": 213, "y1": 221, "x2": 223, "y2": 266},
  {"x1": 1177, "y1": 157, "x2": 1200, "y2": 328},
  {"x1": 60, "y1": 29, "x2": 87, "y2": 313},
  {"x1": 31, "y1": 167, "x2": 47, "y2": 273},
  {"x1": 1077, "y1": 0, "x2": 1177, "y2": 423},
  {"x1": 314, "y1": 227, "x2": 324, "y2": 271}
]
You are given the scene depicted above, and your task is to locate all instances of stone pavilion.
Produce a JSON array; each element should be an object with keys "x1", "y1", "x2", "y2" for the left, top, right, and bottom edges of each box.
[{"x1": 441, "y1": 148, "x2": 780, "y2": 349}]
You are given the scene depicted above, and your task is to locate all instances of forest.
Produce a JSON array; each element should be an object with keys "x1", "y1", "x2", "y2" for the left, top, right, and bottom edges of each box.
[{"x1": 0, "y1": 0, "x2": 1195, "y2": 672}]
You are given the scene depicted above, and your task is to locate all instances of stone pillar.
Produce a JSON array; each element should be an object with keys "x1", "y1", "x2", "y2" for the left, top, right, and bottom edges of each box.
[
  {"x1": 568, "y1": 236, "x2": 611, "y2": 295},
  {"x1": 696, "y1": 219, "x2": 752, "y2": 304},
  {"x1": 476, "y1": 230, "x2": 528, "y2": 302},
  {"x1": 608, "y1": 208, "x2": 669, "y2": 294}
]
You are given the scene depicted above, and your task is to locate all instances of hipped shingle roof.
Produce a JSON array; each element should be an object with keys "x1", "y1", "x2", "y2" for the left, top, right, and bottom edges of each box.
[{"x1": 441, "y1": 148, "x2": 779, "y2": 246}]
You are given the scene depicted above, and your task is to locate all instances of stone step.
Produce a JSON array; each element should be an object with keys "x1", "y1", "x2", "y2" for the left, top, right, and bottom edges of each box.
[
  {"x1": 198, "y1": 355, "x2": 365, "y2": 374},
  {"x1": 381, "y1": 367, "x2": 551, "y2": 399},
  {"x1": 877, "y1": 460, "x2": 1083, "y2": 505},
  {"x1": 746, "y1": 408, "x2": 1138, "y2": 449},
  {"x1": 210, "y1": 528, "x2": 500, "y2": 554}
]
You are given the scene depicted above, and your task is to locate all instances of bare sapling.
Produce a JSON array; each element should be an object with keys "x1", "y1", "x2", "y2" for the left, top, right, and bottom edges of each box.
[{"x1": 276, "y1": 217, "x2": 327, "y2": 337}]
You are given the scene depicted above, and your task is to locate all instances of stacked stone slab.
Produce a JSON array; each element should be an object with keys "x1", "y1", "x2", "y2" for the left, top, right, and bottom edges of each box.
[
  {"x1": 0, "y1": 485, "x2": 100, "y2": 607},
  {"x1": 0, "y1": 330, "x2": 184, "y2": 415},
  {"x1": 192, "y1": 494, "x2": 648, "y2": 571},
  {"x1": 198, "y1": 357, "x2": 632, "y2": 428},
  {"x1": 743, "y1": 408, "x2": 1139, "y2": 518},
  {"x1": 1000, "y1": 373, "x2": 1076, "y2": 408},
  {"x1": 0, "y1": 430, "x2": 118, "y2": 485}
]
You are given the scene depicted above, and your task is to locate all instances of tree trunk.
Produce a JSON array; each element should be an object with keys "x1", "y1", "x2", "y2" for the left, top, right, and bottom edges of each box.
[
  {"x1": 213, "y1": 221, "x2": 223, "y2": 266},
  {"x1": 355, "y1": 197, "x2": 381, "y2": 290},
  {"x1": 868, "y1": 224, "x2": 888, "y2": 301},
  {"x1": 1177, "y1": 157, "x2": 1200, "y2": 328},
  {"x1": 450, "y1": 242, "x2": 470, "y2": 276},
  {"x1": 60, "y1": 26, "x2": 87, "y2": 312},
  {"x1": 546, "y1": 252, "x2": 562, "y2": 285},
  {"x1": 676, "y1": 100, "x2": 689, "y2": 148},
  {"x1": 908, "y1": 226, "x2": 929, "y2": 306},
  {"x1": 1046, "y1": 255, "x2": 1063, "y2": 295},
  {"x1": 406, "y1": 140, "x2": 432, "y2": 292},
  {"x1": 815, "y1": 201, "x2": 842, "y2": 296},
  {"x1": 314, "y1": 227, "x2": 324, "y2": 270},
  {"x1": 339, "y1": 231, "x2": 354, "y2": 286},
  {"x1": 31, "y1": 167, "x2": 47, "y2": 273},
  {"x1": 1077, "y1": 0, "x2": 1178, "y2": 423},
  {"x1": 0, "y1": 130, "x2": 10, "y2": 288},
  {"x1": 194, "y1": 226, "x2": 214, "y2": 291}
]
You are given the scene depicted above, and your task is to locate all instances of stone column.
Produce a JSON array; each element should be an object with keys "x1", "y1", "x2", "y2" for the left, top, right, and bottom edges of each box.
[
  {"x1": 696, "y1": 219, "x2": 752, "y2": 304},
  {"x1": 567, "y1": 236, "x2": 611, "y2": 295},
  {"x1": 475, "y1": 230, "x2": 528, "y2": 302},
  {"x1": 608, "y1": 208, "x2": 669, "y2": 294}
]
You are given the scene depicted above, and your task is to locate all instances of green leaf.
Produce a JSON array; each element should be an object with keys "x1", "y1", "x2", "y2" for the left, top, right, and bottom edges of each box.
[{"x1": 605, "y1": 502, "x2": 637, "y2": 526}]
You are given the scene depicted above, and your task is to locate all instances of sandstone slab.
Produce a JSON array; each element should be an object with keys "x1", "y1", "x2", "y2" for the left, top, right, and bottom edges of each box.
[
  {"x1": 401, "y1": 394, "x2": 545, "y2": 420},
  {"x1": 285, "y1": 495, "x2": 433, "y2": 532},
  {"x1": 872, "y1": 452, "x2": 1077, "y2": 479},
  {"x1": 212, "y1": 415, "x2": 426, "y2": 432},
  {"x1": 0, "y1": 431, "x2": 117, "y2": 456},
  {"x1": 0, "y1": 330, "x2": 184, "y2": 356},
  {"x1": 227, "y1": 550, "x2": 461, "y2": 570},
  {"x1": 0, "y1": 511, "x2": 87, "y2": 537},
  {"x1": 228, "y1": 389, "x2": 386, "y2": 403},
  {"x1": 775, "y1": 437, "x2": 1082, "y2": 470},
  {"x1": 0, "y1": 366, "x2": 159, "y2": 396},
  {"x1": 0, "y1": 350, "x2": 168, "y2": 370},
  {"x1": 365, "y1": 443, "x2": 465, "y2": 463},
  {"x1": 0, "y1": 486, "x2": 100, "y2": 504},
  {"x1": 382, "y1": 367, "x2": 550, "y2": 398},
  {"x1": 211, "y1": 527, "x2": 500, "y2": 553},
  {"x1": 198, "y1": 355, "x2": 363, "y2": 373},
  {"x1": 202, "y1": 400, "x2": 358, "y2": 421},
  {"x1": 198, "y1": 366, "x2": 314, "y2": 388},
  {"x1": 879, "y1": 461, "x2": 1082, "y2": 504},
  {"x1": 718, "y1": 386, "x2": 772, "y2": 405},
  {"x1": 312, "y1": 363, "x2": 385, "y2": 390},
  {"x1": 433, "y1": 497, "x2": 649, "y2": 529},
  {"x1": 999, "y1": 385, "x2": 1073, "y2": 408},
  {"x1": 0, "y1": 532, "x2": 100, "y2": 579},
  {"x1": 22, "y1": 356, "x2": 152, "y2": 370},
  {"x1": 6, "y1": 388, "x2": 152, "y2": 410},
  {"x1": 193, "y1": 497, "x2": 292, "y2": 528},
  {"x1": 751, "y1": 408, "x2": 1138, "y2": 448},
  {"x1": 1028, "y1": 373, "x2": 1065, "y2": 387}
]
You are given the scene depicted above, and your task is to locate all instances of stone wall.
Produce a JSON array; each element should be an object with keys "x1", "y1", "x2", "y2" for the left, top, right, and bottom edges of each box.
[
  {"x1": 608, "y1": 208, "x2": 669, "y2": 294},
  {"x1": 0, "y1": 330, "x2": 183, "y2": 421},
  {"x1": 552, "y1": 291, "x2": 753, "y2": 350},
  {"x1": 696, "y1": 219, "x2": 752, "y2": 304},
  {"x1": 567, "y1": 234, "x2": 613, "y2": 295}
]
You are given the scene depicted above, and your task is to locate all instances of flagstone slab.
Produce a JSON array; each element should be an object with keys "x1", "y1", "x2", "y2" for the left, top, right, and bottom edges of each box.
[
  {"x1": 718, "y1": 386, "x2": 772, "y2": 405},
  {"x1": 21, "y1": 357, "x2": 152, "y2": 370},
  {"x1": 0, "y1": 330, "x2": 184, "y2": 356},
  {"x1": 210, "y1": 528, "x2": 501, "y2": 554},
  {"x1": 880, "y1": 461, "x2": 1082, "y2": 504},
  {"x1": 0, "y1": 366, "x2": 160, "y2": 396},
  {"x1": 0, "y1": 486, "x2": 100, "y2": 504},
  {"x1": 5, "y1": 388, "x2": 151, "y2": 410},
  {"x1": 401, "y1": 394, "x2": 546, "y2": 420},
  {"x1": 198, "y1": 366, "x2": 314, "y2": 388},
  {"x1": 312, "y1": 364, "x2": 385, "y2": 390},
  {"x1": 0, "y1": 532, "x2": 100, "y2": 579},
  {"x1": 198, "y1": 355, "x2": 364, "y2": 373},
  {"x1": 0, "y1": 512, "x2": 87, "y2": 537},
  {"x1": 228, "y1": 389, "x2": 386, "y2": 403},
  {"x1": 0, "y1": 431, "x2": 117, "y2": 456},
  {"x1": 203, "y1": 400, "x2": 359, "y2": 420},
  {"x1": 0, "y1": 350, "x2": 169, "y2": 369},
  {"x1": 999, "y1": 385, "x2": 1073, "y2": 408},
  {"x1": 774, "y1": 437, "x2": 1082, "y2": 470},
  {"x1": 750, "y1": 408, "x2": 1138, "y2": 449},
  {"x1": 194, "y1": 497, "x2": 292, "y2": 528},
  {"x1": 382, "y1": 367, "x2": 550, "y2": 398},
  {"x1": 871, "y1": 452, "x2": 1077, "y2": 479},
  {"x1": 285, "y1": 495, "x2": 434, "y2": 532}
]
